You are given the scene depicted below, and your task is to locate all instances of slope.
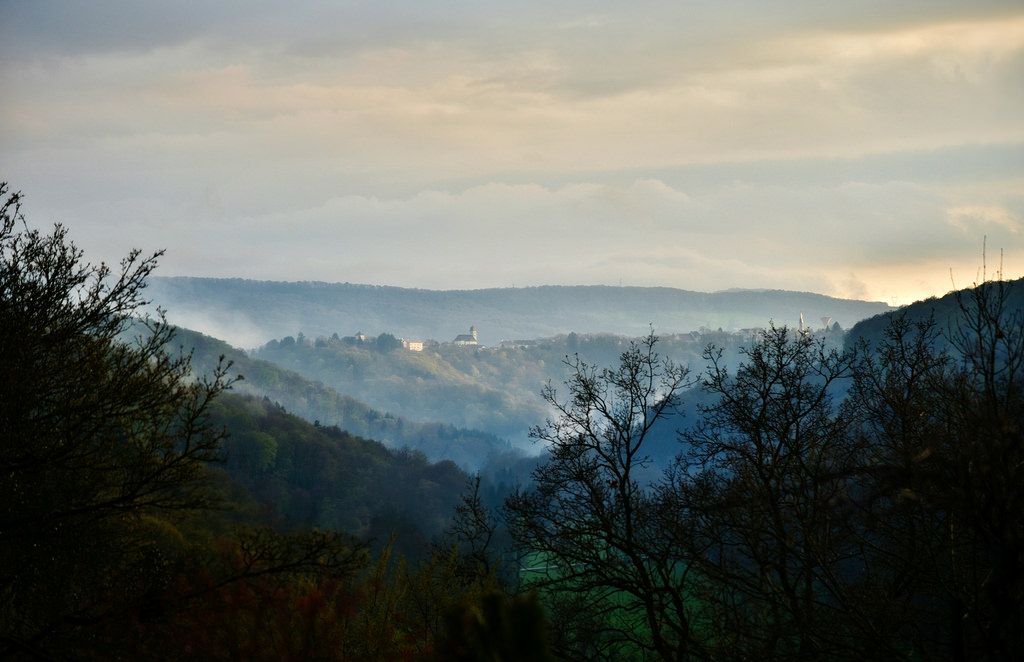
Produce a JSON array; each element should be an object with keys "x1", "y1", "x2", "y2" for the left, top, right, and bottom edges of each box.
[{"x1": 173, "y1": 327, "x2": 517, "y2": 469}]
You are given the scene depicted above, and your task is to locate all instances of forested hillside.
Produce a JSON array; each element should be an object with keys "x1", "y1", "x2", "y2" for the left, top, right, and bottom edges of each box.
[
  {"x1": 249, "y1": 327, "x2": 783, "y2": 448},
  {"x1": 5, "y1": 181, "x2": 1022, "y2": 661},
  {"x1": 147, "y1": 276, "x2": 892, "y2": 348},
  {"x1": 0, "y1": 187, "x2": 515, "y2": 661},
  {"x1": 209, "y1": 393, "x2": 471, "y2": 560},
  {"x1": 176, "y1": 328, "x2": 517, "y2": 469},
  {"x1": 846, "y1": 274, "x2": 1024, "y2": 350}
]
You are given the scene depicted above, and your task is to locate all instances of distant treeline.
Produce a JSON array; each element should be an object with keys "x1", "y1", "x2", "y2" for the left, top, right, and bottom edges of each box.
[{"x1": 147, "y1": 276, "x2": 891, "y2": 347}]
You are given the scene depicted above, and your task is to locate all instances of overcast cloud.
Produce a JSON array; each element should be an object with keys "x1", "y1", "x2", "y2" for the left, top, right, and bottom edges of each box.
[{"x1": 1, "y1": 0, "x2": 1021, "y2": 305}]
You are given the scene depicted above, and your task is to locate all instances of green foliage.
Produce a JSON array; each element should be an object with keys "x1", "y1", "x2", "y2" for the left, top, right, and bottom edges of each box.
[
  {"x1": 18, "y1": 175, "x2": 1018, "y2": 661},
  {"x1": 0, "y1": 184, "x2": 244, "y2": 659},
  {"x1": 251, "y1": 328, "x2": 747, "y2": 453},
  {"x1": 209, "y1": 393, "x2": 471, "y2": 558},
  {"x1": 177, "y1": 326, "x2": 515, "y2": 469},
  {"x1": 254, "y1": 336, "x2": 551, "y2": 442},
  {"x1": 376, "y1": 331, "x2": 402, "y2": 352},
  {"x1": 0, "y1": 184, "x2": 504, "y2": 661}
]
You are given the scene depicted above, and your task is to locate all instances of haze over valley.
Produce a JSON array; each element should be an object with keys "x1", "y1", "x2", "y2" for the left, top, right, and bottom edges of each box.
[
  {"x1": 147, "y1": 277, "x2": 893, "y2": 349},
  {"x1": 3, "y1": 1, "x2": 1022, "y2": 659}
]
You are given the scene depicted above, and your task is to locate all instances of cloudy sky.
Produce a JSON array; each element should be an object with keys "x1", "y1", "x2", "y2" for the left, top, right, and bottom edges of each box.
[{"x1": 1, "y1": 1, "x2": 1021, "y2": 305}]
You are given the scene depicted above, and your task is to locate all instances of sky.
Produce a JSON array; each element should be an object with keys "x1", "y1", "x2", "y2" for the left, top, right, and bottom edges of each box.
[{"x1": 1, "y1": 1, "x2": 1022, "y2": 306}]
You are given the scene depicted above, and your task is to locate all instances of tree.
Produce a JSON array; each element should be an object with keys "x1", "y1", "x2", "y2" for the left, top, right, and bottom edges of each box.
[
  {"x1": 113, "y1": 527, "x2": 368, "y2": 662},
  {"x1": 676, "y1": 324, "x2": 866, "y2": 660},
  {"x1": 0, "y1": 184, "x2": 238, "y2": 658},
  {"x1": 843, "y1": 276, "x2": 1024, "y2": 661},
  {"x1": 939, "y1": 276, "x2": 1024, "y2": 659},
  {"x1": 505, "y1": 332, "x2": 697, "y2": 662},
  {"x1": 375, "y1": 332, "x2": 402, "y2": 353},
  {"x1": 435, "y1": 591, "x2": 555, "y2": 662},
  {"x1": 438, "y1": 474, "x2": 505, "y2": 582},
  {"x1": 674, "y1": 277, "x2": 1024, "y2": 661}
]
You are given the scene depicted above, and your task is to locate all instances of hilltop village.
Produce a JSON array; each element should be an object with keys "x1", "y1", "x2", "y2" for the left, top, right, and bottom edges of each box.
[{"x1": 342, "y1": 317, "x2": 845, "y2": 354}]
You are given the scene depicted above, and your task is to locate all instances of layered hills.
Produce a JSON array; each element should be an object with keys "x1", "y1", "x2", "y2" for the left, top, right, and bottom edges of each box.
[
  {"x1": 159, "y1": 278, "x2": 897, "y2": 471},
  {"x1": 147, "y1": 277, "x2": 893, "y2": 348},
  {"x1": 175, "y1": 328, "x2": 518, "y2": 469}
]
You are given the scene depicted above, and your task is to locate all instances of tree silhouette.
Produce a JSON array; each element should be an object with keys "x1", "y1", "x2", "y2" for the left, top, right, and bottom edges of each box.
[
  {"x1": 0, "y1": 183, "x2": 238, "y2": 658},
  {"x1": 505, "y1": 332, "x2": 698, "y2": 661},
  {"x1": 507, "y1": 277, "x2": 1023, "y2": 661}
]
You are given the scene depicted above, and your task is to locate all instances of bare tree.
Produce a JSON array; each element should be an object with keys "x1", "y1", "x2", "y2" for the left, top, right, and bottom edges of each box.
[
  {"x1": 505, "y1": 332, "x2": 699, "y2": 662},
  {"x1": 845, "y1": 275, "x2": 1024, "y2": 662},
  {"x1": 674, "y1": 324, "x2": 868, "y2": 660}
]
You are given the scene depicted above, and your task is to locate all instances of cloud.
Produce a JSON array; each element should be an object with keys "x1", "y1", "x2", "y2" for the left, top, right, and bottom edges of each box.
[
  {"x1": 6, "y1": 6, "x2": 1023, "y2": 171},
  {"x1": 33, "y1": 172, "x2": 1002, "y2": 303},
  {"x1": 1, "y1": 1, "x2": 1021, "y2": 310},
  {"x1": 947, "y1": 204, "x2": 1020, "y2": 233}
]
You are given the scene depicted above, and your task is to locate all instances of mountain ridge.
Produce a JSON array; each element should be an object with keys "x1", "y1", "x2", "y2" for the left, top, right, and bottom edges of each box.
[{"x1": 147, "y1": 277, "x2": 894, "y2": 348}]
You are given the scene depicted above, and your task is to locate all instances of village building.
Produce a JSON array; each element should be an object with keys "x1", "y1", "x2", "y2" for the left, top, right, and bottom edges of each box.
[
  {"x1": 499, "y1": 339, "x2": 537, "y2": 349},
  {"x1": 452, "y1": 326, "x2": 478, "y2": 346}
]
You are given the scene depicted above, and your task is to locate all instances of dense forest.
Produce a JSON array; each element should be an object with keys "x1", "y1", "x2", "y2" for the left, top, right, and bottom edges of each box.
[
  {"x1": 3, "y1": 181, "x2": 1022, "y2": 661},
  {"x1": 178, "y1": 328, "x2": 519, "y2": 470},
  {"x1": 176, "y1": 319, "x2": 787, "y2": 470},
  {"x1": 0, "y1": 186, "x2": 533, "y2": 661}
]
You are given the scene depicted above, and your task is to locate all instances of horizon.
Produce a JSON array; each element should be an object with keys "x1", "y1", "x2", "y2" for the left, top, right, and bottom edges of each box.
[
  {"x1": 145, "y1": 276, "x2": 899, "y2": 350},
  {"x1": 151, "y1": 273, "x2": 905, "y2": 306},
  {"x1": 2, "y1": 1, "x2": 1021, "y2": 307}
]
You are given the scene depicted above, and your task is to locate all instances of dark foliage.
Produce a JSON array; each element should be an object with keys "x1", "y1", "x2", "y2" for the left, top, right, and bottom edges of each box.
[
  {"x1": 0, "y1": 184, "x2": 467, "y2": 661},
  {"x1": 508, "y1": 277, "x2": 1023, "y2": 661},
  {"x1": 0, "y1": 184, "x2": 238, "y2": 658},
  {"x1": 506, "y1": 333, "x2": 698, "y2": 661},
  {"x1": 209, "y1": 393, "x2": 471, "y2": 560}
]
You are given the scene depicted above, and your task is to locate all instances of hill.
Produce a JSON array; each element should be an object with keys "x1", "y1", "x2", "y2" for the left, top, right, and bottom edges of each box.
[
  {"x1": 147, "y1": 277, "x2": 893, "y2": 348},
  {"x1": 248, "y1": 327, "x2": 800, "y2": 449},
  {"x1": 173, "y1": 327, "x2": 518, "y2": 469},
  {"x1": 846, "y1": 276, "x2": 1024, "y2": 351},
  {"x1": 208, "y1": 392, "x2": 470, "y2": 560}
]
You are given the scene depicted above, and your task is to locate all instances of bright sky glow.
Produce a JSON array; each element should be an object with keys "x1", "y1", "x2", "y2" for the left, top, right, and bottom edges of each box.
[{"x1": 1, "y1": 1, "x2": 1021, "y2": 305}]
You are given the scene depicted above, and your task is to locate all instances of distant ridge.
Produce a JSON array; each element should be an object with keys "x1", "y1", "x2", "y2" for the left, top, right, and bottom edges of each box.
[
  {"x1": 846, "y1": 276, "x2": 1024, "y2": 350},
  {"x1": 147, "y1": 277, "x2": 895, "y2": 348}
]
